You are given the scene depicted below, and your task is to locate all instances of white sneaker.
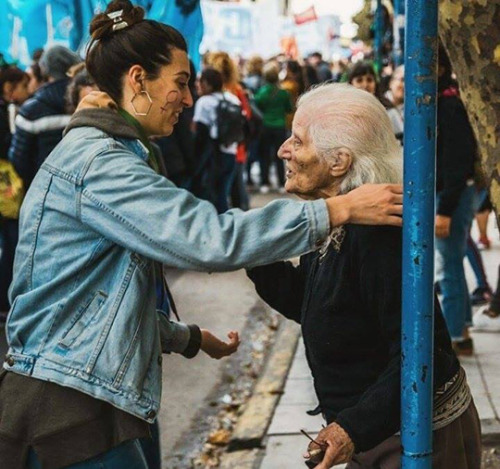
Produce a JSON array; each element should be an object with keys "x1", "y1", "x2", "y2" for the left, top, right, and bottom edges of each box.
[
  {"x1": 259, "y1": 185, "x2": 270, "y2": 194},
  {"x1": 472, "y1": 306, "x2": 500, "y2": 332}
]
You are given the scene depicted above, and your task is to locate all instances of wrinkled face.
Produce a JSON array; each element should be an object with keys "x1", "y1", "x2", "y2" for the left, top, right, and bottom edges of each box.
[
  {"x1": 350, "y1": 73, "x2": 376, "y2": 95},
  {"x1": 140, "y1": 49, "x2": 193, "y2": 136},
  {"x1": 389, "y1": 71, "x2": 404, "y2": 104},
  {"x1": 278, "y1": 107, "x2": 336, "y2": 200}
]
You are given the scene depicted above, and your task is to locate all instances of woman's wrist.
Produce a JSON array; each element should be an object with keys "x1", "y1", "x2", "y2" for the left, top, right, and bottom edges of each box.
[{"x1": 325, "y1": 194, "x2": 351, "y2": 228}]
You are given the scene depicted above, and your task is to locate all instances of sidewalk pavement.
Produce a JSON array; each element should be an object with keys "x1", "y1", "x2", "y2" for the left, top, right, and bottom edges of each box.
[{"x1": 259, "y1": 219, "x2": 500, "y2": 469}]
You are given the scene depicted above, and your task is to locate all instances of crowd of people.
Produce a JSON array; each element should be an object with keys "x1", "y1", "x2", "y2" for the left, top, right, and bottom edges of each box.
[{"x1": 0, "y1": 0, "x2": 497, "y2": 467}]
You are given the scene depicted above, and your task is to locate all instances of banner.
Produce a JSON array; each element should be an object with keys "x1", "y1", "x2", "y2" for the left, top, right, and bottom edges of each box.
[
  {"x1": 200, "y1": 0, "x2": 281, "y2": 59},
  {"x1": 0, "y1": 0, "x2": 204, "y2": 70}
]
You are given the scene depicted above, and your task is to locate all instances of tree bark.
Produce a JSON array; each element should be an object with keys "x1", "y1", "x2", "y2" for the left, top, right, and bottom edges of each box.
[{"x1": 439, "y1": 0, "x2": 500, "y2": 225}]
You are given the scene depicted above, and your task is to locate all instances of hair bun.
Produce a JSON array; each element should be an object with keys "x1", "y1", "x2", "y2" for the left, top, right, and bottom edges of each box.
[{"x1": 89, "y1": 0, "x2": 145, "y2": 41}]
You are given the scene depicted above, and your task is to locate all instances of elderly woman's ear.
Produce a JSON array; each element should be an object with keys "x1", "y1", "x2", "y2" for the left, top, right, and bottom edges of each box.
[{"x1": 329, "y1": 147, "x2": 353, "y2": 178}]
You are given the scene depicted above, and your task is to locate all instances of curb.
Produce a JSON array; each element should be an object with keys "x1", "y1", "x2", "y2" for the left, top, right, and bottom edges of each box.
[{"x1": 219, "y1": 320, "x2": 300, "y2": 467}]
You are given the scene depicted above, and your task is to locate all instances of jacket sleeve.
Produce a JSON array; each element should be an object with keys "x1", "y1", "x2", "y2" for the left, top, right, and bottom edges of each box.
[
  {"x1": 79, "y1": 144, "x2": 329, "y2": 272},
  {"x1": 247, "y1": 259, "x2": 306, "y2": 323},
  {"x1": 8, "y1": 121, "x2": 38, "y2": 187},
  {"x1": 437, "y1": 99, "x2": 476, "y2": 217},
  {"x1": 335, "y1": 227, "x2": 402, "y2": 452}
]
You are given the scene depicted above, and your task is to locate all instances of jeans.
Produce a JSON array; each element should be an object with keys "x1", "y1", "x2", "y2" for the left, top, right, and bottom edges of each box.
[
  {"x1": 435, "y1": 185, "x2": 476, "y2": 340},
  {"x1": 27, "y1": 439, "x2": 148, "y2": 469},
  {"x1": 212, "y1": 151, "x2": 236, "y2": 213},
  {"x1": 465, "y1": 188, "x2": 489, "y2": 289},
  {"x1": 231, "y1": 162, "x2": 250, "y2": 211},
  {"x1": 258, "y1": 127, "x2": 287, "y2": 186}
]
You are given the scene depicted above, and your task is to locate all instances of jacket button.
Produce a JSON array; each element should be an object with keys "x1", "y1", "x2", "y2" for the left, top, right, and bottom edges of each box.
[
  {"x1": 146, "y1": 410, "x2": 156, "y2": 419},
  {"x1": 157, "y1": 355, "x2": 162, "y2": 365},
  {"x1": 5, "y1": 355, "x2": 14, "y2": 366}
]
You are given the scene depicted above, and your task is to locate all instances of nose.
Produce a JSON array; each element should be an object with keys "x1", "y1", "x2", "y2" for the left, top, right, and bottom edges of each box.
[
  {"x1": 183, "y1": 88, "x2": 193, "y2": 108},
  {"x1": 278, "y1": 136, "x2": 293, "y2": 160}
]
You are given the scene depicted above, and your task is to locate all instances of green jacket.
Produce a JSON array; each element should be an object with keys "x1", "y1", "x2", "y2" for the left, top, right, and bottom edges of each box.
[{"x1": 255, "y1": 84, "x2": 293, "y2": 129}]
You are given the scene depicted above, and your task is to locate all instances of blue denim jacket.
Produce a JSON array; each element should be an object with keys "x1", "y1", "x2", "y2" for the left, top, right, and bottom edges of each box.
[{"x1": 4, "y1": 109, "x2": 329, "y2": 422}]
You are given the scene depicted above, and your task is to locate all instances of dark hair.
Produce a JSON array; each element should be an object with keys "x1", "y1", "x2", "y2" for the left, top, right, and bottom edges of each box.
[
  {"x1": 65, "y1": 67, "x2": 96, "y2": 113},
  {"x1": 285, "y1": 60, "x2": 306, "y2": 94},
  {"x1": 32, "y1": 48, "x2": 44, "y2": 63},
  {"x1": 85, "y1": 0, "x2": 187, "y2": 103},
  {"x1": 200, "y1": 68, "x2": 223, "y2": 93},
  {"x1": 29, "y1": 62, "x2": 44, "y2": 84},
  {"x1": 347, "y1": 61, "x2": 377, "y2": 84},
  {"x1": 0, "y1": 66, "x2": 28, "y2": 96}
]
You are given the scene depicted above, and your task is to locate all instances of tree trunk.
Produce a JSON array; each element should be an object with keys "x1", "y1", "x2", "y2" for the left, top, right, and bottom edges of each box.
[{"x1": 439, "y1": 0, "x2": 500, "y2": 226}]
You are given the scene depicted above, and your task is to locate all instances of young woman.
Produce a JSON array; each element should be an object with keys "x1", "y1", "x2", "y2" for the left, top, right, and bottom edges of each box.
[{"x1": 0, "y1": 2, "x2": 403, "y2": 468}]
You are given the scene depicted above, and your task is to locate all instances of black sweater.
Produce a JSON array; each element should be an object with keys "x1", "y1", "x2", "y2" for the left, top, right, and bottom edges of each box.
[
  {"x1": 247, "y1": 224, "x2": 459, "y2": 452},
  {"x1": 436, "y1": 91, "x2": 476, "y2": 216}
]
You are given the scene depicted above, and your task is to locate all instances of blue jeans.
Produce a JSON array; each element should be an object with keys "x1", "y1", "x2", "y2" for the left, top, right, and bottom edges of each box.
[
  {"x1": 27, "y1": 439, "x2": 148, "y2": 469},
  {"x1": 465, "y1": 188, "x2": 489, "y2": 289},
  {"x1": 212, "y1": 151, "x2": 236, "y2": 213},
  {"x1": 435, "y1": 185, "x2": 476, "y2": 340}
]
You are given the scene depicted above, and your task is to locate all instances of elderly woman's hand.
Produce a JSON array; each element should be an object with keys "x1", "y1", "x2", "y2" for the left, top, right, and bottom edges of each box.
[
  {"x1": 304, "y1": 422, "x2": 355, "y2": 469},
  {"x1": 200, "y1": 329, "x2": 240, "y2": 359},
  {"x1": 326, "y1": 184, "x2": 403, "y2": 229}
]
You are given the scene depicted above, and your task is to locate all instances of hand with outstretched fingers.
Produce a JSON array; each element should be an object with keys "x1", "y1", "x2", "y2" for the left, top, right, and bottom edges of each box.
[{"x1": 200, "y1": 329, "x2": 240, "y2": 359}]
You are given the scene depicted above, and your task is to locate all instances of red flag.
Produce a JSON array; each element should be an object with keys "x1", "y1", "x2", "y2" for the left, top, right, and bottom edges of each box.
[{"x1": 293, "y1": 5, "x2": 317, "y2": 25}]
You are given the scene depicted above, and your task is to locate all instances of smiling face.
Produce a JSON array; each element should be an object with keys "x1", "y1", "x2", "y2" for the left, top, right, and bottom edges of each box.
[
  {"x1": 278, "y1": 108, "x2": 338, "y2": 200},
  {"x1": 123, "y1": 48, "x2": 193, "y2": 137}
]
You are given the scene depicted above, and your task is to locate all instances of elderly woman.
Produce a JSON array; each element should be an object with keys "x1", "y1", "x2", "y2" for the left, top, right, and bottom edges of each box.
[{"x1": 247, "y1": 84, "x2": 481, "y2": 469}]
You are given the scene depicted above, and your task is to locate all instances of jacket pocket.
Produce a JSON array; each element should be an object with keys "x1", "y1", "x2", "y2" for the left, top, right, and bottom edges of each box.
[{"x1": 58, "y1": 291, "x2": 108, "y2": 349}]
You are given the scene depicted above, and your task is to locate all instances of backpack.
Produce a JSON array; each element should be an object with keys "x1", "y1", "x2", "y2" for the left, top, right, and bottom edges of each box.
[
  {"x1": 216, "y1": 94, "x2": 246, "y2": 147},
  {"x1": 0, "y1": 159, "x2": 24, "y2": 219}
]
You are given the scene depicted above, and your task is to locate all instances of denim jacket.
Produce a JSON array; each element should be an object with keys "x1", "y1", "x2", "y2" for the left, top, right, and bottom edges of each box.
[{"x1": 4, "y1": 108, "x2": 329, "y2": 422}]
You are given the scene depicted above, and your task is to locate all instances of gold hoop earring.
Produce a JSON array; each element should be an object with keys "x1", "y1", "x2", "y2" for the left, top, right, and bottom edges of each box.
[{"x1": 131, "y1": 90, "x2": 152, "y2": 116}]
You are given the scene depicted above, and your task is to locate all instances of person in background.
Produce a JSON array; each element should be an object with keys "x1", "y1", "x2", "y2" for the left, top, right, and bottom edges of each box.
[
  {"x1": 254, "y1": 63, "x2": 292, "y2": 193},
  {"x1": 475, "y1": 196, "x2": 493, "y2": 250},
  {"x1": 242, "y1": 55, "x2": 264, "y2": 95},
  {"x1": 8, "y1": 45, "x2": 80, "y2": 189},
  {"x1": 435, "y1": 45, "x2": 477, "y2": 356},
  {"x1": 280, "y1": 60, "x2": 304, "y2": 132},
  {"x1": 0, "y1": 65, "x2": 30, "y2": 323},
  {"x1": 192, "y1": 67, "x2": 240, "y2": 212},
  {"x1": 307, "y1": 51, "x2": 333, "y2": 83},
  {"x1": 473, "y1": 262, "x2": 500, "y2": 332},
  {"x1": 65, "y1": 63, "x2": 98, "y2": 114},
  {"x1": 384, "y1": 65, "x2": 404, "y2": 143},
  {"x1": 205, "y1": 51, "x2": 251, "y2": 211},
  {"x1": 26, "y1": 63, "x2": 45, "y2": 96}
]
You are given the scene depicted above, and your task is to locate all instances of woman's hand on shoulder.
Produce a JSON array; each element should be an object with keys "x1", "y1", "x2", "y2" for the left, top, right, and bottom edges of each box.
[
  {"x1": 200, "y1": 329, "x2": 240, "y2": 359},
  {"x1": 326, "y1": 184, "x2": 403, "y2": 228}
]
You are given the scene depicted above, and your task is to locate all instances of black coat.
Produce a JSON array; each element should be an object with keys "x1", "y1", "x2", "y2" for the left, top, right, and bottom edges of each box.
[{"x1": 248, "y1": 224, "x2": 459, "y2": 452}]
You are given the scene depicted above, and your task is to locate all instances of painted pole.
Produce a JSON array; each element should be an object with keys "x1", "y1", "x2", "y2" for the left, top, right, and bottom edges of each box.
[
  {"x1": 401, "y1": 0, "x2": 438, "y2": 468},
  {"x1": 374, "y1": 0, "x2": 383, "y2": 75},
  {"x1": 393, "y1": 0, "x2": 405, "y2": 66}
]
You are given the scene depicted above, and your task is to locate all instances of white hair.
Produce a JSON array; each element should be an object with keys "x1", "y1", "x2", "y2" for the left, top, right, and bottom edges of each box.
[{"x1": 296, "y1": 83, "x2": 402, "y2": 194}]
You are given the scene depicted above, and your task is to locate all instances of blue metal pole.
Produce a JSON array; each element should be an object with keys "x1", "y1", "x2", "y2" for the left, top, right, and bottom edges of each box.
[
  {"x1": 374, "y1": 0, "x2": 383, "y2": 75},
  {"x1": 393, "y1": 0, "x2": 405, "y2": 66},
  {"x1": 401, "y1": 0, "x2": 438, "y2": 468}
]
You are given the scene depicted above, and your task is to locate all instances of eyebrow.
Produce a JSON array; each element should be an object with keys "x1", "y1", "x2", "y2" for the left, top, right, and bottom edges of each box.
[{"x1": 175, "y1": 71, "x2": 190, "y2": 79}]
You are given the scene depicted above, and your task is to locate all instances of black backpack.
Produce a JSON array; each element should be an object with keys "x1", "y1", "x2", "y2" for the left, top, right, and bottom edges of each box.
[{"x1": 216, "y1": 94, "x2": 246, "y2": 146}]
